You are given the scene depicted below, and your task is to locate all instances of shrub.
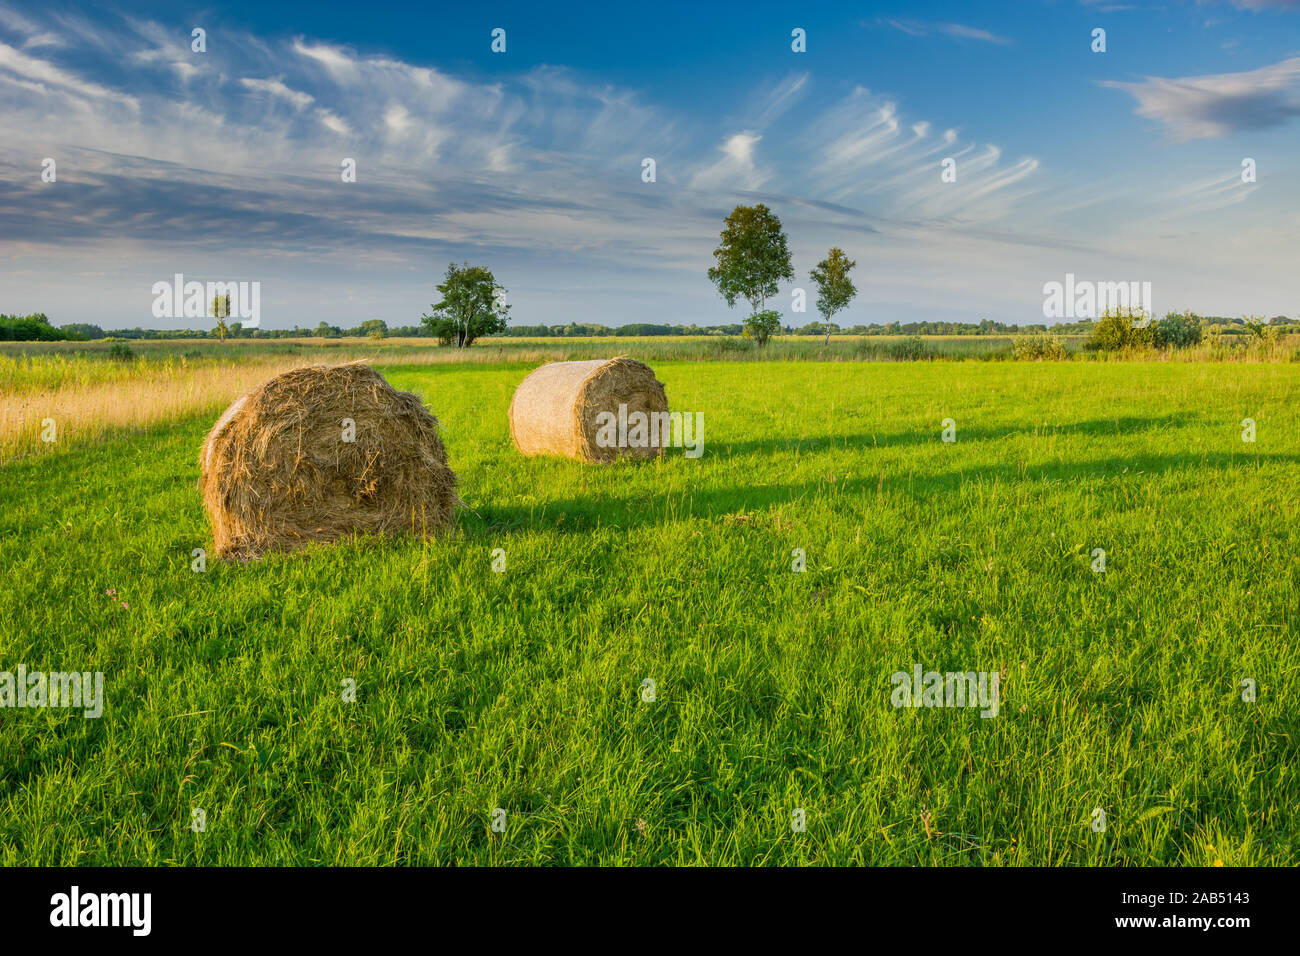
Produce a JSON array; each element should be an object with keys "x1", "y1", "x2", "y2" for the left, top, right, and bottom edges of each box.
[
  {"x1": 742, "y1": 309, "x2": 783, "y2": 347},
  {"x1": 1086, "y1": 308, "x2": 1155, "y2": 352},
  {"x1": 1154, "y1": 311, "x2": 1203, "y2": 349},
  {"x1": 1241, "y1": 315, "x2": 1282, "y2": 357},
  {"x1": 1012, "y1": 334, "x2": 1068, "y2": 361},
  {"x1": 107, "y1": 341, "x2": 135, "y2": 361}
]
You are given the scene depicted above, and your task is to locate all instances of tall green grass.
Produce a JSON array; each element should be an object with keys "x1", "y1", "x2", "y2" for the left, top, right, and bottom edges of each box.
[{"x1": 0, "y1": 361, "x2": 1296, "y2": 865}]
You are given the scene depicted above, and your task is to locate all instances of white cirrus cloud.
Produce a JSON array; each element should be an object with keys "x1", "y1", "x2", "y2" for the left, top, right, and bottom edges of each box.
[
  {"x1": 0, "y1": 38, "x2": 138, "y2": 107},
  {"x1": 690, "y1": 131, "x2": 766, "y2": 191},
  {"x1": 240, "y1": 76, "x2": 314, "y2": 110},
  {"x1": 875, "y1": 18, "x2": 1012, "y2": 45}
]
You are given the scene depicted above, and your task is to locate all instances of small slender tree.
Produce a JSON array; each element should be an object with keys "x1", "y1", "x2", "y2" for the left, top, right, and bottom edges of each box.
[
  {"x1": 809, "y1": 247, "x2": 857, "y2": 345},
  {"x1": 210, "y1": 294, "x2": 231, "y2": 342},
  {"x1": 707, "y1": 203, "x2": 794, "y2": 347}
]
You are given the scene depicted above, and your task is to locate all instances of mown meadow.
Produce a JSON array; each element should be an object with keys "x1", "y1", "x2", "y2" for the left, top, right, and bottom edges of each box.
[{"x1": 0, "y1": 352, "x2": 1296, "y2": 864}]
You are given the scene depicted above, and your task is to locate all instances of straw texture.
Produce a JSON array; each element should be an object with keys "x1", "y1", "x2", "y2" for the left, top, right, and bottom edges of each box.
[
  {"x1": 508, "y1": 358, "x2": 668, "y2": 463},
  {"x1": 198, "y1": 362, "x2": 457, "y2": 559}
]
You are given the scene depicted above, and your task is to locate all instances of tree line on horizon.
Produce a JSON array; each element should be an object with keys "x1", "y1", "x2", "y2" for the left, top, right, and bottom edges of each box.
[{"x1": 3, "y1": 311, "x2": 1294, "y2": 344}]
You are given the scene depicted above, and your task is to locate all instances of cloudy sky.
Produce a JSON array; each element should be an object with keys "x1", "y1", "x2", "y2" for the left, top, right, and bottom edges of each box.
[{"x1": 1, "y1": 0, "x2": 1298, "y2": 331}]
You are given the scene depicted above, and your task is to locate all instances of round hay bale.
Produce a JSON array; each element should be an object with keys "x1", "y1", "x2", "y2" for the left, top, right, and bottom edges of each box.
[
  {"x1": 198, "y1": 362, "x2": 457, "y2": 559},
  {"x1": 508, "y1": 358, "x2": 668, "y2": 463}
]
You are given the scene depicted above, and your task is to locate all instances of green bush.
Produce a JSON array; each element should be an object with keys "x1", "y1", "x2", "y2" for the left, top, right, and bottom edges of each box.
[
  {"x1": 1086, "y1": 308, "x2": 1155, "y2": 352},
  {"x1": 1012, "y1": 334, "x2": 1068, "y2": 361},
  {"x1": 742, "y1": 309, "x2": 783, "y2": 347},
  {"x1": 1154, "y1": 311, "x2": 1203, "y2": 349},
  {"x1": 107, "y1": 341, "x2": 135, "y2": 361}
]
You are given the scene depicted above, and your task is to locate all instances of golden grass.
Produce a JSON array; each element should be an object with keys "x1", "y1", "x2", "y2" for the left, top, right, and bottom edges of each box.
[{"x1": 0, "y1": 356, "x2": 303, "y2": 465}]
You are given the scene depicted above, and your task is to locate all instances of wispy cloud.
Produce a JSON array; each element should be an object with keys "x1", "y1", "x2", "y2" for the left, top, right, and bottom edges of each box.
[
  {"x1": 875, "y1": 18, "x2": 1012, "y2": 45},
  {"x1": 791, "y1": 87, "x2": 1037, "y2": 221},
  {"x1": 1103, "y1": 56, "x2": 1300, "y2": 140},
  {"x1": 0, "y1": 5, "x2": 60, "y2": 47},
  {"x1": 239, "y1": 76, "x2": 314, "y2": 110},
  {"x1": 0, "y1": 38, "x2": 139, "y2": 106},
  {"x1": 690, "y1": 132, "x2": 766, "y2": 191},
  {"x1": 1224, "y1": 1, "x2": 1300, "y2": 10},
  {"x1": 0, "y1": 8, "x2": 1037, "y2": 260}
]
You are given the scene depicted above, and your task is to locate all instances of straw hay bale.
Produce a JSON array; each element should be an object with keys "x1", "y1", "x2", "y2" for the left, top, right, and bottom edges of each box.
[
  {"x1": 508, "y1": 358, "x2": 668, "y2": 463},
  {"x1": 198, "y1": 362, "x2": 456, "y2": 559}
]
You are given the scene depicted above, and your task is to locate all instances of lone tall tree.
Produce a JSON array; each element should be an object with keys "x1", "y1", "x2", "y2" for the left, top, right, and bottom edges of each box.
[
  {"x1": 421, "y1": 263, "x2": 510, "y2": 348},
  {"x1": 210, "y1": 294, "x2": 231, "y2": 342},
  {"x1": 809, "y1": 247, "x2": 857, "y2": 344},
  {"x1": 707, "y1": 203, "x2": 793, "y2": 346}
]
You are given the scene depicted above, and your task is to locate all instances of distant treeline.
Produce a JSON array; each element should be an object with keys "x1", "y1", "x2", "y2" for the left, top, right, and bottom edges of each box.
[
  {"x1": 45, "y1": 321, "x2": 433, "y2": 341},
  {"x1": 2, "y1": 312, "x2": 1295, "y2": 343},
  {"x1": 0, "y1": 313, "x2": 64, "y2": 341},
  {"x1": 790, "y1": 315, "x2": 1296, "y2": 336},
  {"x1": 498, "y1": 323, "x2": 746, "y2": 337}
]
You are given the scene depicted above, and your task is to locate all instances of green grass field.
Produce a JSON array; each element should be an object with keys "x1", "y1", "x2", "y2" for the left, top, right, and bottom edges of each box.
[{"x1": 2, "y1": 359, "x2": 1297, "y2": 865}]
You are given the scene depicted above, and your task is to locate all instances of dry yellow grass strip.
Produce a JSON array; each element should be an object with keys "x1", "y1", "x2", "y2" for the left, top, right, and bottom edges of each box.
[{"x1": 1, "y1": 357, "x2": 303, "y2": 464}]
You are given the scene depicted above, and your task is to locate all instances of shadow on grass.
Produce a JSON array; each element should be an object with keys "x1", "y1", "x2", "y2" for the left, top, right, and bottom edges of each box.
[
  {"x1": 468, "y1": 447, "x2": 1297, "y2": 537},
  {"x1": 710, "y1": 413, "x2": 1204, "y2": 459},
  {"x1": 3, "y1": 409, "x2": 1279, "y2": 545}
]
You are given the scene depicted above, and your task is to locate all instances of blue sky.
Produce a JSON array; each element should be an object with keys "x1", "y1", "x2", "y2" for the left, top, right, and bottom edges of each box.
[{"x1": 2, "y1": 0, "x2": 1298, "y2": 330}]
